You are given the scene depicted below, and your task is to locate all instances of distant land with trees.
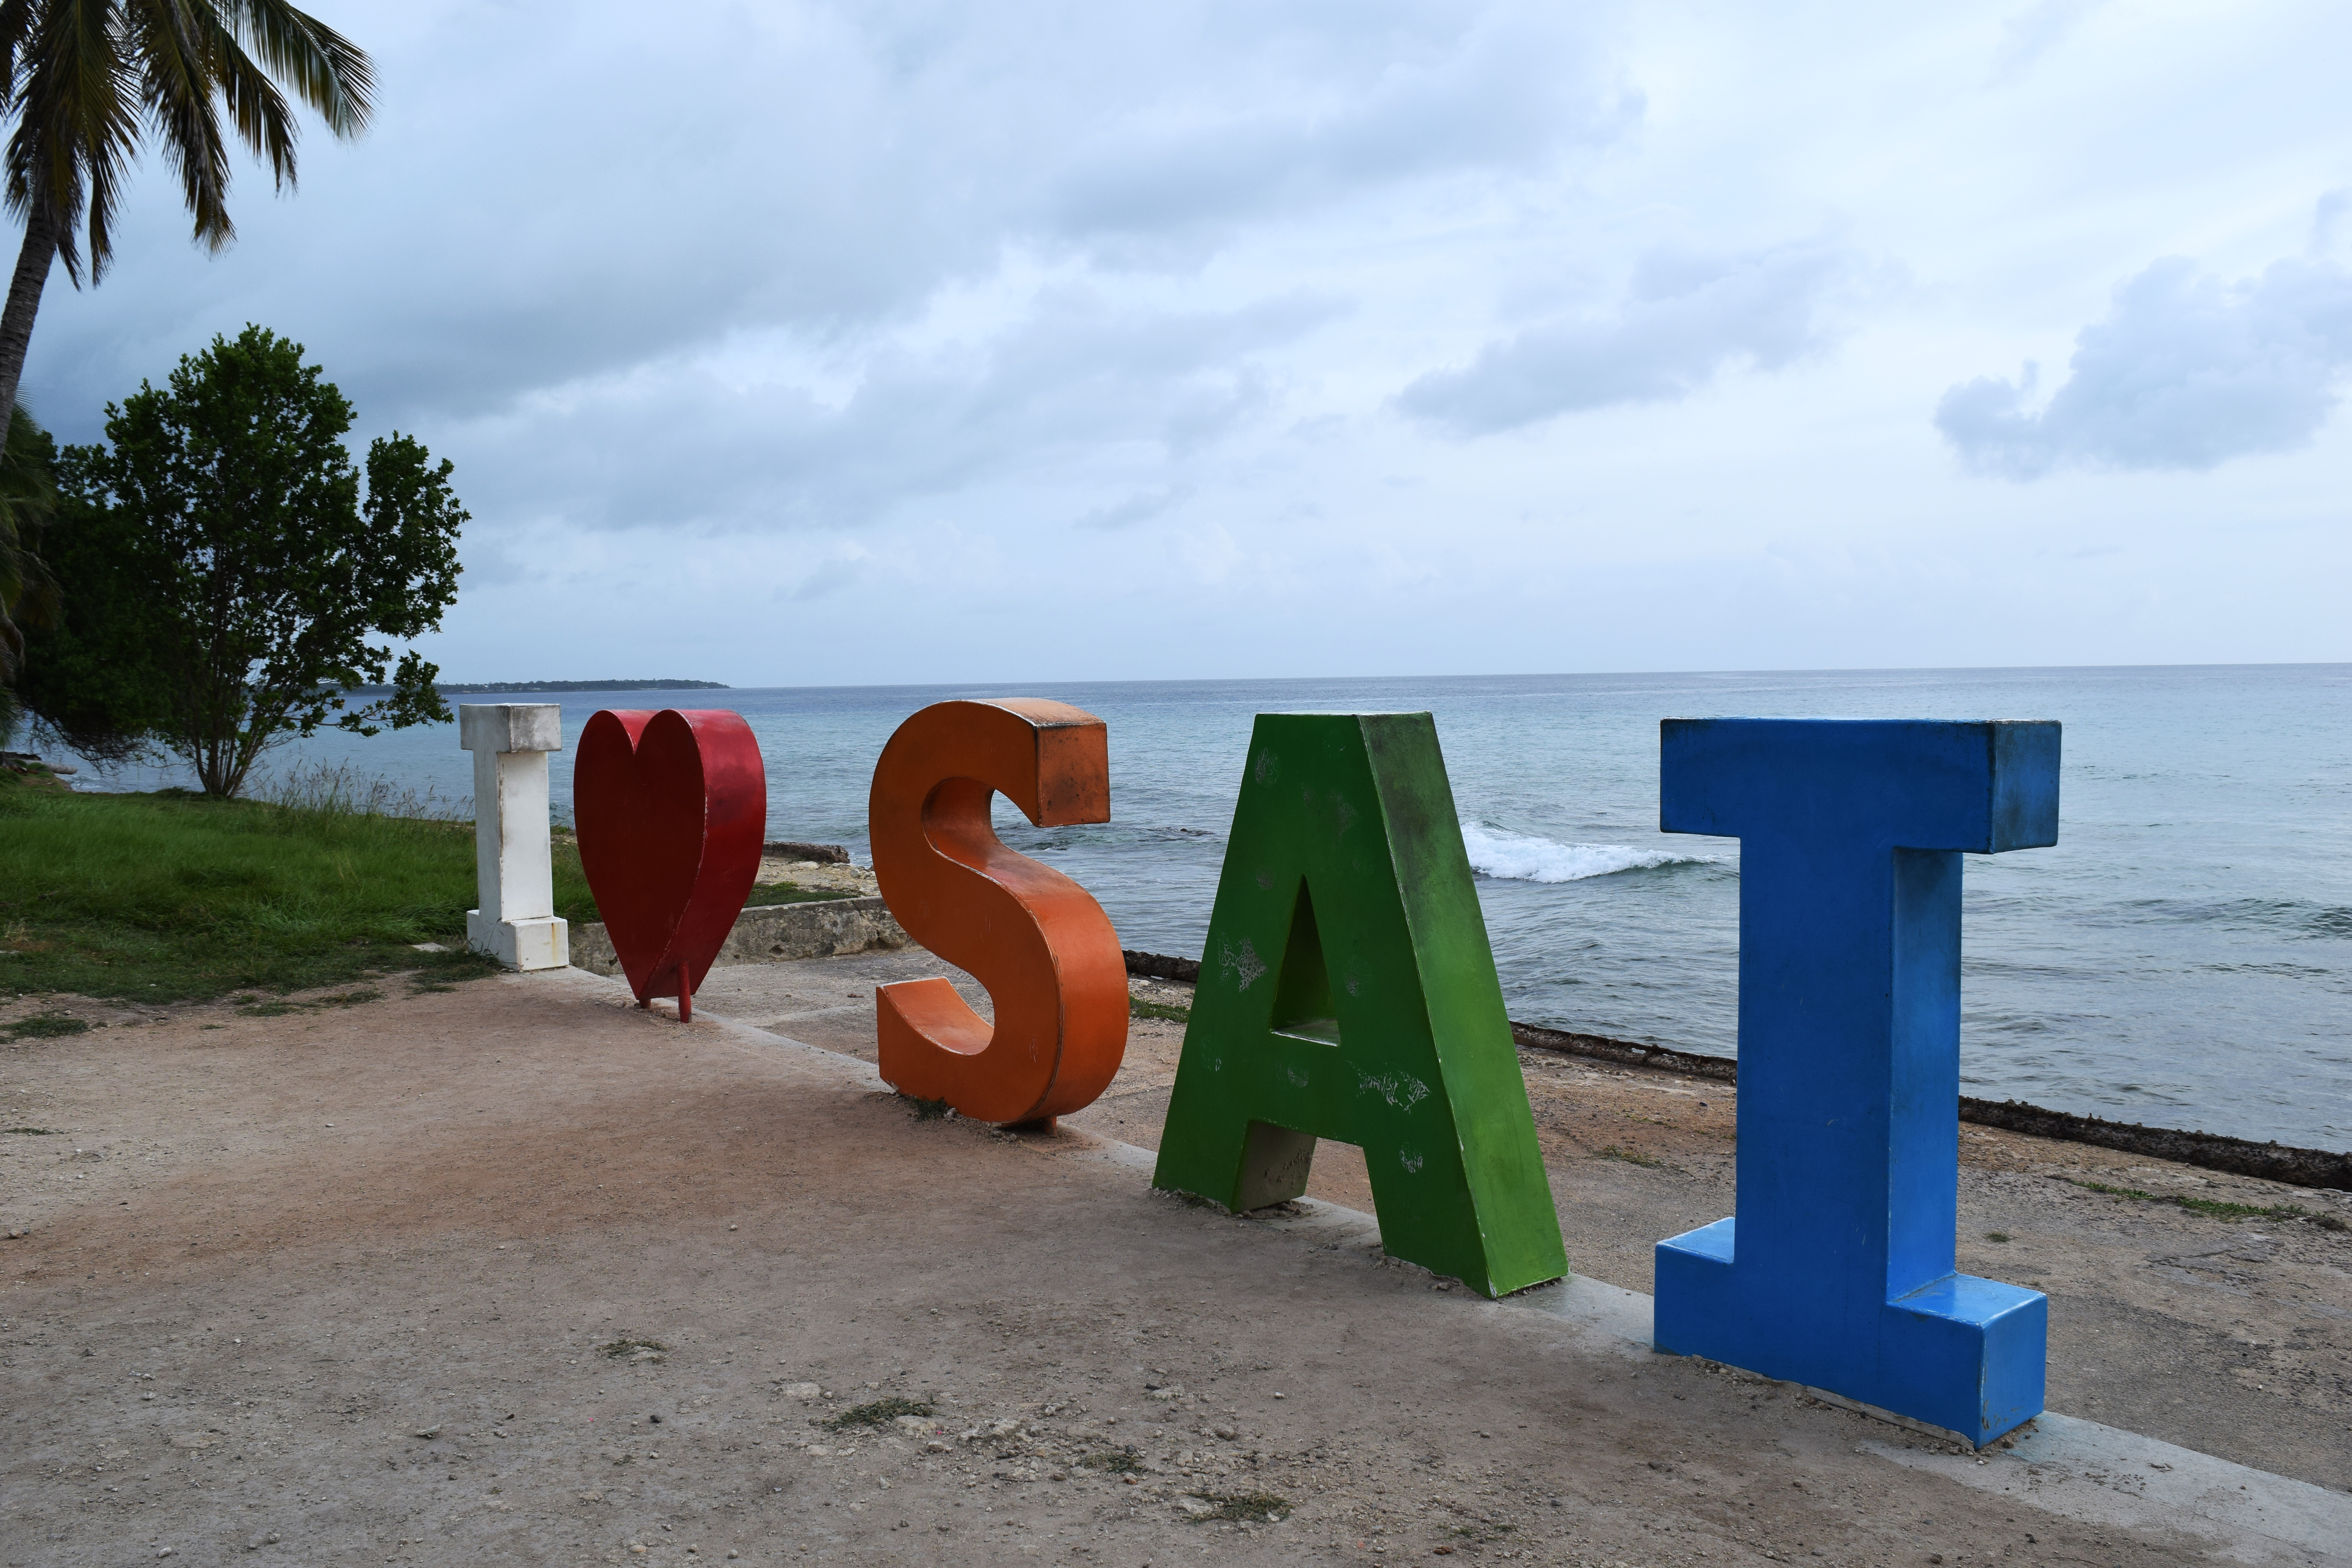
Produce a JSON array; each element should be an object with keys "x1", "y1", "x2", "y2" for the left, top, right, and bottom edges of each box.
[{"x1": 350, "y1": 679, "x2": 731, "y2": 695}]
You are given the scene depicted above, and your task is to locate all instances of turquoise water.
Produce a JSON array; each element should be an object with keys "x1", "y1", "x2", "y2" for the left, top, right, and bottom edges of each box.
[{"x1": 70, "y1": 665, "x2": 2352, "y2": 1151}]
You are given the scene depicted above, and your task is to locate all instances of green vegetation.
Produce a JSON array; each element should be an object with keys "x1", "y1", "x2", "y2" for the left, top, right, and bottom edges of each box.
[
  {"x1": 0, "y1": 765, "x2": 861, "y2": 1005},
  {"x1": 825, "y1": 1397, "x2": 933, "y2": 1430},
  {"x1": 2066, "y1": 1176, "x2": 2346, "y2": 1229},
  {"x1": 25, "y1": 328, "x2": 466, "y2": 792},
  {"x1": 0, "y1": 772, "x2": 548, "y2": 1001},
  {"x1": 0, "y1": 0, "x2": 375, "y2": 434},
  {"x1": 1080, "y1": 1449, "x2": 1143, "y2": 1474},
  {"x1": 597, "y1": 1338, "x2": 667, "y2": 1359},
  {"x1": 1183, "y1": 1491, "x2": 1289, "y2": 1524},
  {"x1": 0, "y1": 409, "x2": 61, "y2": 734},
  {"x1": 238, "y1": 988, "x2": 383, "y2": 1017},
  {"x1": 0, "y1": 1009, "x2": 85, "y2": 1040},
  {"x1": 1130, "y1": 995, "x2": 1191, "y2": 1024},
  {"x1": 4, "y1": 0, "x2": 375, "y2": 735},
  {"x1": 1594, "y1": 1143, "x2": 1664, "y2": 1168}
]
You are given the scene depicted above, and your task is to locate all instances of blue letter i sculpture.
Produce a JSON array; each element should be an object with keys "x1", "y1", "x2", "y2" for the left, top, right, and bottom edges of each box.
[{"x1": 1652, "y1": 718, "x2": 2060, "y2": 1446}]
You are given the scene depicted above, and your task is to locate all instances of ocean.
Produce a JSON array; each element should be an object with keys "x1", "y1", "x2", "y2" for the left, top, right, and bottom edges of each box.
[{"x1": 64, "y1": 665, "x2": 2352, "y2": 1152}]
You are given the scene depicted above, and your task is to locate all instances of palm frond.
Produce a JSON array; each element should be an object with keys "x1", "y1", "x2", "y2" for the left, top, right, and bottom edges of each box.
[
  {"x1": 220, "y1": 0, "x2": 370, "y2": 137},
  {"x1": 196, "y1": 7, "x2": 296, "y2": 193},
  {"x1": 129, "y1": 0, "x2": 236, "y2": 248},
  {"x1": 5, "y1": 0, "x2": 140, "y2": 283},
  {"x1": 0, "y1": 0, "x2": 44, "y2": 94},
  {"x1": 2, "y1": 0, "x2": 370, "y2": 283}
]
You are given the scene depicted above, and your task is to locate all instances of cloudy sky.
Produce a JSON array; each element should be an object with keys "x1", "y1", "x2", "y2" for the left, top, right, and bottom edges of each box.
[{"x1": 20, "y1": 0, "x2": 2352, "y2": 685}]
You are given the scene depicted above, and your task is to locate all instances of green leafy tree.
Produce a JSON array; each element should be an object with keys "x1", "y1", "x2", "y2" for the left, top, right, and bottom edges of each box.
[
  {"x1": 0, "y1": 400, "x2": 59, "y2": 739},
  {"x1": 37, "y1": 325, "x2": 464, "y2": 795},
  {"x1": 13, "y1": 433, "x2": 168, "y2": 761},
  {"x1": 0, "y1": 0, "x2": 374, "y2": 432}
]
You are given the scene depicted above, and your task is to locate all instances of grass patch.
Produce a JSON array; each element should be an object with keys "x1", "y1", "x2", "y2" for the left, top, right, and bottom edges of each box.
[
  {"x1": 1184, "y1": 1490, "x2": 1288, "y2": 1523},
  {"x1": 4, "y1": 1126, "x2": 61, "y2": 1135},
  {"x1": 1130, "y1": 996, "x2": 1191, "y2": 1024},
  {"x1": 597, "y1": 1338, "x2": 668, "y2": 1359},
  {"x1": 1, "y1": 1011, "x2": 89, "y2": 1041},
  {"x1": 1081, "y1": 1448, "x2": 1143, "y2": 1474},
  {"x1": 1594, "y1": 1143, "x2": 1664, "y2": 1168},
  {"x1": 410, "y1": 953, "x2": 501, "y2": 995},
  {"x1": 239, "y1": 987, "x2": 385, "y2": 1018},
  {"x1": 1984, "y1": 1232, "x2": 2011, "y2": 1243},
  {"x1": 825, "y1": 1397, "x2": 933, "y2": 1430},
  {"x1": 0, "y1": 770, "x2": 555, "y2": 1003},
  {"x1": 903, "y1": 1096, "x2": 954, "y2": 1121},
  {"x1": 2066, "y1": 1177, "x2": 2343, "y2": 1228}
]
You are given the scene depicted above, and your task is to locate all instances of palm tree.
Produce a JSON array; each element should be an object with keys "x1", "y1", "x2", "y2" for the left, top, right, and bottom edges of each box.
[{"x1": 0, "y1": 0, "x2": 374, "y2": 432}]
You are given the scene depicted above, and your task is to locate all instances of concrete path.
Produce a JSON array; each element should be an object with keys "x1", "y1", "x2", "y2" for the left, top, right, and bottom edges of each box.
[{"x1": 0, "y1": 965, "x2": 2345, "y2": 1567}]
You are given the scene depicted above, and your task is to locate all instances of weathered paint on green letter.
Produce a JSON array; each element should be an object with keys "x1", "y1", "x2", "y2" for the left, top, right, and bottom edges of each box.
[{"x1": 1152, "y1": 712, "x2": 1568, "y2": 1299}]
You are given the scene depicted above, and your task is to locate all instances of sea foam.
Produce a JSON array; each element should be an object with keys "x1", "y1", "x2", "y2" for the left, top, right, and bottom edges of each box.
[{"x1": 1458, "y1": 822, "x2": 1719, "y2": 884}]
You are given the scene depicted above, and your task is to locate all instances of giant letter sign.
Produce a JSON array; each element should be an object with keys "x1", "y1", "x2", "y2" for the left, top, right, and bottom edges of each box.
[
  {"x1": 1652, "y1": 718, "x2": 2059, "y2": 1445},
  {"x1": 868, "y1": 699, "x2": 1128, "y2": 1126},
  {"x1": 574, "y1": 708, "x2": 767, "y2": 1022},
  {"x1": 1153, "y1": 713, "x2": 1567, "y2": 1299}
]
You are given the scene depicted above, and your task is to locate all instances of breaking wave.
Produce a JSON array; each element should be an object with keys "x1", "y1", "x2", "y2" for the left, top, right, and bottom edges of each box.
[{"x1": 1459, "y1": 822, "x2": 1722, "y2": 884}]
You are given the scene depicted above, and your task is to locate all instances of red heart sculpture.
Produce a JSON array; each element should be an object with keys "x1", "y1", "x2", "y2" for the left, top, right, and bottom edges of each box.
[{"x1": 574, "y1": 709, "x2": 766, "y2": 1020}]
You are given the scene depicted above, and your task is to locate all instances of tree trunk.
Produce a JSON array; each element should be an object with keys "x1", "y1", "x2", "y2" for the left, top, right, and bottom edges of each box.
[{"x1": 0, "y1": 208, "x2": 61, "y2": 433}]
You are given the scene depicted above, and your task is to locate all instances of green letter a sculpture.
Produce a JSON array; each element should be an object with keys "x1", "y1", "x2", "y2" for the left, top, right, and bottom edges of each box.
[{"x1": 1152, "y1": 713, "x2": 1568, "y2": 1298}]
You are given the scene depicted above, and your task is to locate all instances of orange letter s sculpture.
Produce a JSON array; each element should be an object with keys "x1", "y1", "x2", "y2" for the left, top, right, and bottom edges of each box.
[{"x1": 869, "y1": 699, "x2": 1128, "y2": 1126}]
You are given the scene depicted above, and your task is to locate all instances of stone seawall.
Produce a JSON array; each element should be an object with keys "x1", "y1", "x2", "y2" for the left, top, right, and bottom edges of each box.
[
  {"x1": 1124, "y1": 947, "x2": 2352, "y2": 1193},
  {"x1": 571, "y1": 895, "x2": 908, "y2": 978}
]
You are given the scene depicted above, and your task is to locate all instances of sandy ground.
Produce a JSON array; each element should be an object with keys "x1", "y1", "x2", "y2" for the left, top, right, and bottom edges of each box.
[
  {"x1": 0, "y1": 963, "x2": 2346, "y2": 1568},
  {"x1": 691, "y1": 953, "x2": 2352, "y2": 1492}
]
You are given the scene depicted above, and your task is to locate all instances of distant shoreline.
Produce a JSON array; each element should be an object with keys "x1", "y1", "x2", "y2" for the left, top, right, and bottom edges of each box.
[{"x1": 343, "y1": 679, "x2": 731, "y2": 695}]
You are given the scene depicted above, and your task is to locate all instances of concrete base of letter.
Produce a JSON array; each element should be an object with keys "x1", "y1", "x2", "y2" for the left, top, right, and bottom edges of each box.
[{"x1": 466, "y1": 911, "x2": 571, "y2": 972}]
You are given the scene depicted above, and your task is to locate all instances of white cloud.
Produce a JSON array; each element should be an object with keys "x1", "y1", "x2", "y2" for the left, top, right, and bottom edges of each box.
[
  {"x1": 1395, "y1": 238, "x2": 1864, "y2": 435},
  {"x1": 450, "y1": 286, "x2": 1342, "y2": 535},
  {"x1": 2313, "y1": 188, "x2": 2352, "y2": 258},
  {"x1": 24, "y1": 0, "x2": 1630, "y2": 436},
  {"x1": 1935, "y1": 254, "x2": 2352, "y2": 479},
  {"x1": 1047, "y1": 5, "x2": 1636, "y2": 250},
  {"x1": 22, "y1": 0, "x2": 1629, "y2": 554},
  {"x1": 1988, "y1": 0, "x2": 2106, "y2": 85},
  {"x1": 16, "y1": 1, "x2": 2352, "y2": 681}
]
